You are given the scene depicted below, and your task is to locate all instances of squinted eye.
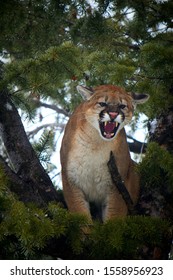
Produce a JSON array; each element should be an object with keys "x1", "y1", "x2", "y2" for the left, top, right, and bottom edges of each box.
[
  {"x1": 98, "y1": 102, "x2": 107, "y2": 107},
  {"x1": 119, "y1": 104, "x2": 126, "y2": 109}
]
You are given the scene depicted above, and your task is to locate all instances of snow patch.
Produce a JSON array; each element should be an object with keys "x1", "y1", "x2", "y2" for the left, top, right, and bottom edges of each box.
[
  {"x1": 5, "y1": 103, "x2": 13, "y2": 111},
  {"x1": 149, "y1": 119, "x2": 157, "y2": 134}
]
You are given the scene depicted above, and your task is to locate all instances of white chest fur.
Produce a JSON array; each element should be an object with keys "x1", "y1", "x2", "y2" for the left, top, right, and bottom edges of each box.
[{"x1": 67, "y1": 132, "x2": 114, "y2": 203}]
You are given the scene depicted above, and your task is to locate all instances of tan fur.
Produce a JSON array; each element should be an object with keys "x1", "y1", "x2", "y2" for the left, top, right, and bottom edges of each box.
[{"x1": 60, "y1": 85, "x2": 149, "y2": 221}]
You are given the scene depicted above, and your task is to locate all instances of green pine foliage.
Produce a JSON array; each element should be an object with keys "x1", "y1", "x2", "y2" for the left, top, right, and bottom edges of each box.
[
  {"x1": 139, "y1": 142, "x2": 173, "y2": 193},
  {"x1": 137, "y1": 36, "x2": 173, "y2": 118},
  {"x1": 0, "y1": 171, "x2": 87, "y2": 259},
  {"x1": 89, "y1": 216, "x2": 171, "y2": 259},
  {"x1": 3, "y1": 42, "x2": 82, "y2": 98},
  {"x1": 0, "y1": 166, "x2": 171, "y2": 259},
  {"x1": 32, "y1": 129, "x2": 56, "y2": 173},
  {"x1": 0, "y1": 0, "x2": 173, "y2": 259}
]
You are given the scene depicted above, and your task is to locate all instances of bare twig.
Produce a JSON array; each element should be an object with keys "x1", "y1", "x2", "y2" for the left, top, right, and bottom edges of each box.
[
  {"x1": 112, "y1": 41, "x2": 140, "y2": 51},
  {"x1": 27, "y1": 122, "x2": 65, "y2": 138},
  {"x1": 33, "y1": 99, "x2": 70, "y2": 117}
]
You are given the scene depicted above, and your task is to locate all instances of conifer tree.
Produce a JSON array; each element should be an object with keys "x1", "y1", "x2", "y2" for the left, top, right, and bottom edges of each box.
[{"x1": 0, "y1": 0, "x2": 173, "y2": 259}]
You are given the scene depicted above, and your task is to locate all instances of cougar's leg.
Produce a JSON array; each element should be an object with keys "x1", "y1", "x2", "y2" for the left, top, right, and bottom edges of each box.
[
  {"x1": 62, "y1": 175, "x2": 92, "y2": 221},
  {"x1": 103, "y1": 189, "x2": 128, "y2": 221}
]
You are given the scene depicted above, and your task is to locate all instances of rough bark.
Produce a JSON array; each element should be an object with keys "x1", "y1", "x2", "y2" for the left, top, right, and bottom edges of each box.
[{"x1": 0, "y1": 87, "x2": 60, "y2": 205}]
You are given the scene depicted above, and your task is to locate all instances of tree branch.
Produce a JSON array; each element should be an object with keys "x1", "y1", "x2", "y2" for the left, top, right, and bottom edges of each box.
[
  {"x1": 0, "y1": 155, "x2": 50, "y2": 204},
  {"x1": 112, "y1": 41, "x2": 140, "y2": 51},
  {"x1": 107, "y1": 151, "x2": 135, "y2": 215},
  {"x1": 33, "y1": 99, "x2": 70, "y2": 117},
  {"x1": 27, "y1": 122, "x2": 65, "y2": 138},
  {"x1": 127, "y1": 135, "x2": 147, "y2": 154}
]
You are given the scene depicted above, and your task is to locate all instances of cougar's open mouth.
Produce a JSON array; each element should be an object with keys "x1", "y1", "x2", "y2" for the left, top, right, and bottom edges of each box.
[{"x1": 99, "y1": 121, "x2": 120, "y2": 139}]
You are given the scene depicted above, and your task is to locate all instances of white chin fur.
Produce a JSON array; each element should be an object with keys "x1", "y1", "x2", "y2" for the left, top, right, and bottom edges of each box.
[{"x1": 100, "y1": 134, "x2": 117, "y2": 141}]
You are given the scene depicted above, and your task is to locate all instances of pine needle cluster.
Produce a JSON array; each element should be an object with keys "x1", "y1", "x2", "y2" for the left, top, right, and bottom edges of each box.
[{"x1": 0, "y1": 167, "x2": 171, "y2": 259}]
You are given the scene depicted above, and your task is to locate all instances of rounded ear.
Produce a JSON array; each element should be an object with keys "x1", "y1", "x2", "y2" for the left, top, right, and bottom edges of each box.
[
  {"x1": 76, "y1": 85, "x2": 94, "y2": 100},
  {"x1": 131, "y1": 92, "x2": 150, "y2": 104}
]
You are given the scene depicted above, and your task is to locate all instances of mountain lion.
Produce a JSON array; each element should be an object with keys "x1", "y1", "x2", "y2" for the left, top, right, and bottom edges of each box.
[{"x1": 60, "y1": 85, "x2": 149, "y2": 221}]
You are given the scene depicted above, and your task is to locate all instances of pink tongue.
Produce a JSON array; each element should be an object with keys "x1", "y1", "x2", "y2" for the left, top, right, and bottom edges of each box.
[{"x1": 104, "y1": 122, "x2": 116, "y2": 133}]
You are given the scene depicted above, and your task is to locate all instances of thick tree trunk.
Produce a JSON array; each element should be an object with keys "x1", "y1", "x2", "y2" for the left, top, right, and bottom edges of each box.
[{"x1": 0, "y1": 88, "x2": 60, "y2": 205}]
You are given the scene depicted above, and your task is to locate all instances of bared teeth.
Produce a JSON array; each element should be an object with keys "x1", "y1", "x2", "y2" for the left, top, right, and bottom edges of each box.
[{"x1": 104, "y1": 121, "x2": 119, "y2": 126}]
